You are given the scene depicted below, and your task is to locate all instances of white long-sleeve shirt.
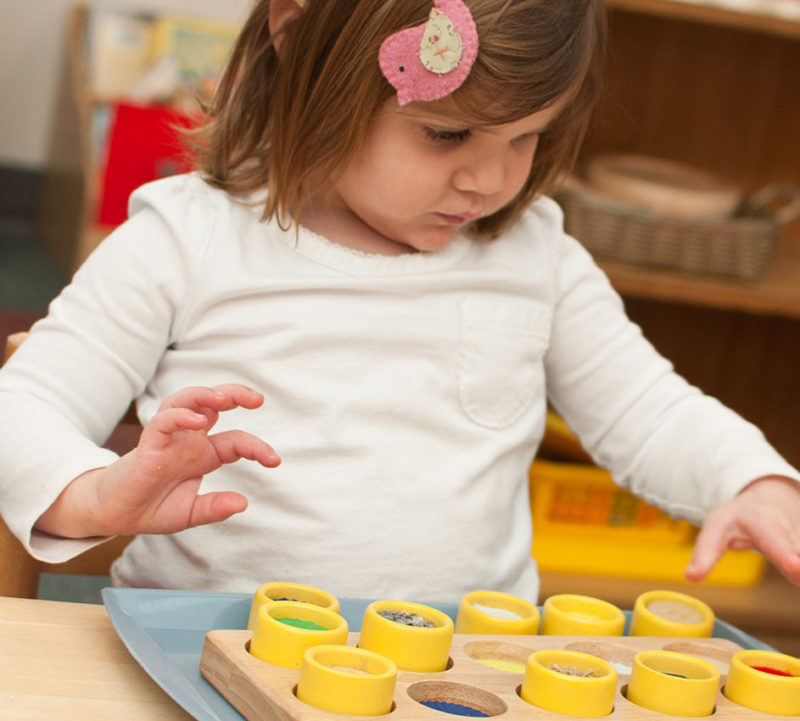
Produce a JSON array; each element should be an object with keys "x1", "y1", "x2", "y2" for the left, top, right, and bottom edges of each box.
[{"x1": 0, "y1": 173, "x2": 795, "y2": 602}]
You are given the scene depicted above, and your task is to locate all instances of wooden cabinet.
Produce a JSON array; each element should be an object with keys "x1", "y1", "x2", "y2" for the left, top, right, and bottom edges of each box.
[
  {"x1": 579, "y1": 0, "x2": 800, "y2": 467},
  {"x1": 593, "y1": 1, "x2": 800, "y2": 316},
  {"x1": 541, "y1": 1, "x2": 800, "y2": 656}
]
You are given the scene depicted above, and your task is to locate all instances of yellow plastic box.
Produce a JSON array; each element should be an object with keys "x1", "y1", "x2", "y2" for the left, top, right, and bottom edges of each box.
[{"x1": 529, "y1": 414, "x2": 765, "y2": 587}]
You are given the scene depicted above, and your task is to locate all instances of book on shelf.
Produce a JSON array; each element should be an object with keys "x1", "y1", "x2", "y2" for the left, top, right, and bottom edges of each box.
[
  {"x1": 82, "y1": 5, "x2": 240, "y2": 105},
  {"x1": 75, "y1": 5, "x2": 242, "y2": 226}
]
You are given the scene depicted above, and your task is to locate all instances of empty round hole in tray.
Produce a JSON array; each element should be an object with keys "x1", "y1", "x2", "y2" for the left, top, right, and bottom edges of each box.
[
  {"x1": 407, "y1": 680, "x2": 507, "y2": 717},
  {"x1": 564, "y1": 641, "x2": 638, "y2": 675},
  {"x1": 661, "y1": 642, "x2": 736, "y2": 673},
  {"x1": 462, "y1": 641, "x2": 532, "y2": 674}
]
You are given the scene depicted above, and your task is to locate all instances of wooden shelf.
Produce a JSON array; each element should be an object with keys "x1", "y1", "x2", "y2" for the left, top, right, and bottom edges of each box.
[
  {"x1": 586, "y1": 3, "x2": 800, "y2": 319},
  {"x1": 598, "y1": 223, "x2": 800, "y2": 318},
  {"x1": 541, "y1": 0, "x2": 800, "y2": 639},
  {"x1": 606, "y1": 0, "x2": 800, "y2": 39},
  {"x1": 40, "y1": 5, "x2": 236, "y2": 275}
]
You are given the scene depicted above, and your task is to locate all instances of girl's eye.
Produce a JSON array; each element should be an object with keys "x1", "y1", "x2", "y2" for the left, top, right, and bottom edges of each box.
[{"x1": 423, "y1": 127, "x2": 472, "y2": 144}]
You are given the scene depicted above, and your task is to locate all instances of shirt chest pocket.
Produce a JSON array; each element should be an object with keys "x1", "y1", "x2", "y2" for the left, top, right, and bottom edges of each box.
[{"x1": 457, "y1": 298, "x2": 551, "y2": 429}]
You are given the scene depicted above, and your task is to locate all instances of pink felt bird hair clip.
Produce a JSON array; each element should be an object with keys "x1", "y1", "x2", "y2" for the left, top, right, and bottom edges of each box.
[{"x1": 379, "y1": 0, "x2": 479, "y2": 106}]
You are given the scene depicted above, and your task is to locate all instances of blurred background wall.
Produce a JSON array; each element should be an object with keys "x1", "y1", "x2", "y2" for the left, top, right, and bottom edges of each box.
[{"x1": 1, "y1": 0, "x2": 251, "y2": 171}]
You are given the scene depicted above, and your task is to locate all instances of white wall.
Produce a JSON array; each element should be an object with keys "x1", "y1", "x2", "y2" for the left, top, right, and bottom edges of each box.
[{"x1": 0, "y1": 0, "x2": 252, "y2": 169}]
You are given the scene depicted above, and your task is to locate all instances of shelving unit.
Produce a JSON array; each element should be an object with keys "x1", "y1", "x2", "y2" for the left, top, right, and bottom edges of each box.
[
  {"x1": 568, "y1": 0, "x2": 800, "y2": 470},
  {"x1": 39, "y1": 5, "x2": 238, "y2": 274},
  {"x1": 590, "y1": 0, "x2": 800, "y2": 318},
  {"x1": 599, "y1": 246, "x2": 800, "y2": 318},
  {"x1": 548, "y1": 2, "x2": 800, "y2": 654}
]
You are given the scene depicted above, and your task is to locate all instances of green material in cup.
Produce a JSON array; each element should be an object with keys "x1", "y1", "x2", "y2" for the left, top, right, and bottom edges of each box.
[{"x1": 278, "y1": 617, "x2": 328, "y2": 631}]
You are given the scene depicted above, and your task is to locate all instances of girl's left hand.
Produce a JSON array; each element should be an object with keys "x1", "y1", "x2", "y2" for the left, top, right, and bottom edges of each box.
[{"x1": 685, "y1": 475, "x2": 800, "y2": 586}]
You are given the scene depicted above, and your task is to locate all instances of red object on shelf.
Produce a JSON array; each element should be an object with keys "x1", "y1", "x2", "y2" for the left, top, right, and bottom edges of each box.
[{"x1": 96, "y1": 103, "x2": 199, "y2": 226}]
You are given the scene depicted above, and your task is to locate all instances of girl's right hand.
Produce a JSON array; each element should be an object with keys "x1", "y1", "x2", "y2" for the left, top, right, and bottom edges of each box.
[{"x1": 35, "y1": 384, "x2": 281, "y2": 539}]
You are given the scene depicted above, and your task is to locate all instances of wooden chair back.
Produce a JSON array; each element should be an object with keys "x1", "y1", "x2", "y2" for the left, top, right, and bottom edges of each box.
[{"x1": 1, "y1": 330, "x2": 135, "y2": 598}]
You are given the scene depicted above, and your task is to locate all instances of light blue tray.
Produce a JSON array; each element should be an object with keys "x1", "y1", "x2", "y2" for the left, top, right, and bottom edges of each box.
[{"x1": 101, "y1": 587, "x2": 773, "y2": 721}]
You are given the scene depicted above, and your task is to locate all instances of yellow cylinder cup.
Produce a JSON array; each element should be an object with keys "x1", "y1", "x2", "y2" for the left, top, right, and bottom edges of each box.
[
  {"x1": 629, "y1": 590, "x2": 714, "y2": 637},
  {"x1": 455, "y1": 590, "x2": 540, "y2": 635},
  {"x1": 249, "y1": 600, "x2": 348, "y2": 669},
  {"x1": 627, "y1": 650, "x2": 720, "y2": 717},
  {"x1": 296, "y1": 645, "x2": 397, "y2": 716},
  {"x1": 520, "y1": 649, "x2": 618, "y2": 717},
  {"x1": 358, "y1": 600, "x2": 454, "y2": 672},
  {"x1": 540, "y1": 594, "x2": 625, "y2": 636},
  {"x1": 723, "y1": 649, "x2": 800, "y2": 715},
  {"x1": 247, "y1": 581, "x2": 340, "y2": 630}
]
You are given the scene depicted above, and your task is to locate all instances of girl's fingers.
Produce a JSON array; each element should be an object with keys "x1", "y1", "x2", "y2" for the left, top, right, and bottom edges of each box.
[
  {"x1": 159, "y1": 386, "x2": 227, "y2": 411},
  {"x1": 187, "y1": 491, "x2": 249, "y2": 527},
  {"x1": 159, "y1": 384, "x2": 264, "y2": 413},
  {"x1": 727, "y1": 536, "x2": 756, "y2": 551},
  {"x1": 684, "y1": 513, "x2": 731, "y2": 581},
  {"x1": 145, "y1": 407, "x2": 208, "y2": 440},
  {"x1": 740, "y1": 523, "x2": 800, "y2": 584},
  {"x1": 685, "y1": 547, "x2": 722, "y2": 581},
  {"x1": 210, "y1": 384, "x2": 265, "y2": 411},
  {"x1": 209, "y1": 430, "x2": 282, "y2": 467}
]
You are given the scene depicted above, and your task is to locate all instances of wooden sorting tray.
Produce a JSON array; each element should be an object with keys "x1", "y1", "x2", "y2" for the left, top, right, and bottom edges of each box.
[{"x1": 198, "y1": 631, "x2": 776, "y2": 721}]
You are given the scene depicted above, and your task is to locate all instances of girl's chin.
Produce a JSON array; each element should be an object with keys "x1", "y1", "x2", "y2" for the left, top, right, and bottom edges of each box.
[
  {"x1": 355, "y1": 219, "x2": 460, "y2": 255},
  {"x1": 404, "y1": 224, "x2": 463, "y2": 252}
]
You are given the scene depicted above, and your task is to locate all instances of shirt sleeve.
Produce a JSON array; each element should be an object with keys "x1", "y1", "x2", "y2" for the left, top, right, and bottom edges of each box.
[
  {"x1": 541, "y1": 199, "x2": 799, "y2": 525},
  {"x1": 0, "y1": 175, "x2": 210, "y2": 561}
]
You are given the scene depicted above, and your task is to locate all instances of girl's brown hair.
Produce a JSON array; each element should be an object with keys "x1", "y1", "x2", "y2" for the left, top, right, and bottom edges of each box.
[{"x1": 194, "y1": 0, "x2": 607, "y2": 237}]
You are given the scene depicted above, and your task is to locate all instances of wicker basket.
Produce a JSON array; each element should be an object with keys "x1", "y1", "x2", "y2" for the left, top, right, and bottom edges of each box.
[{"x1": 554, "y1": 180, "x2": 800, "y2": 282}]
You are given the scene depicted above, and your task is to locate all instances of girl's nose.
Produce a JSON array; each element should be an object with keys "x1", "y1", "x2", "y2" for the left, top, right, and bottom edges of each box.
[{"x1": 452, "y1": 152, "x2": 507, "y2": 196}]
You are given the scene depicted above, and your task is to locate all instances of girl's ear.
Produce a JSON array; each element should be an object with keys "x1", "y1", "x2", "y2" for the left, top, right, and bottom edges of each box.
[{"x1": 269, "y1": 0, "x2": 305, "y2": 54}]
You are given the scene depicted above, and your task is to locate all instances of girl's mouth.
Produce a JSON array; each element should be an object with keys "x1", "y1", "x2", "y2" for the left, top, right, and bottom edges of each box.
[{"x1": 436, "y1": 211, "x2": 480, "y2": 225}]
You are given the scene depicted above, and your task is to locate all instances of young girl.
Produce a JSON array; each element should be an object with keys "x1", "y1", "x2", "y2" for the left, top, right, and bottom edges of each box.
[{"x1": 1, "y1": 0, "x2": 798, "y2": 603}]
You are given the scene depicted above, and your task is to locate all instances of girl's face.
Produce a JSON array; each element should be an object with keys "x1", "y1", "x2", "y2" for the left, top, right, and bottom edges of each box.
[{"x1": 303, "y1": 98, "x2": 566, "y2": 255}]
